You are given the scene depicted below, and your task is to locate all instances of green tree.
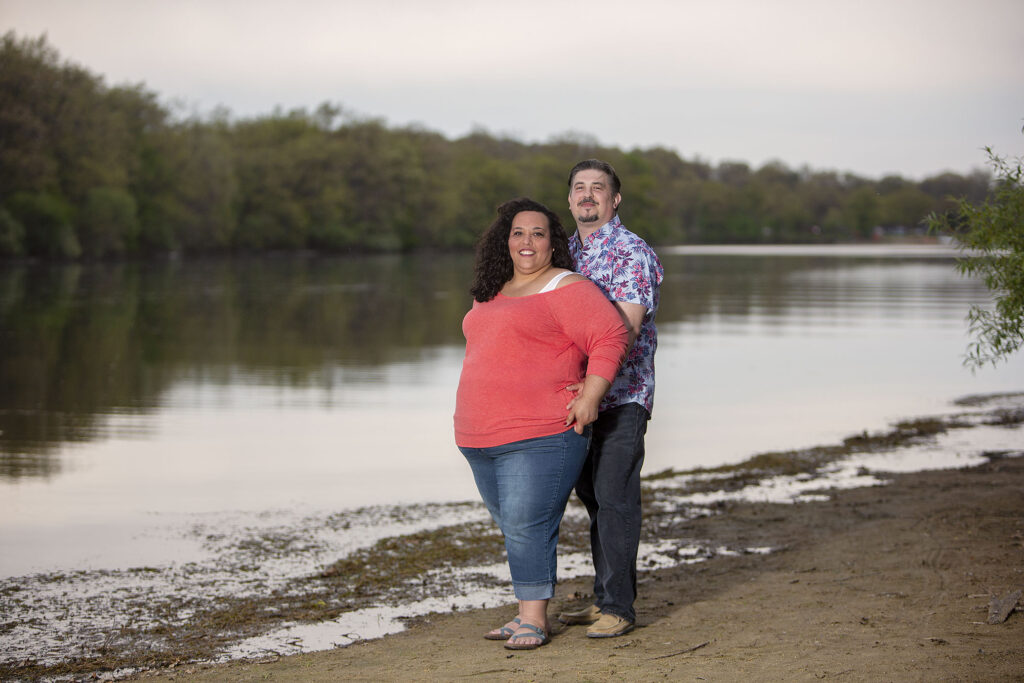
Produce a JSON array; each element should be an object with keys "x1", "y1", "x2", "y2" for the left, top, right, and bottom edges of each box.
[
  {"x1": 4, "y1": 30, "x2": 1011, "y2": 258},
  {"x1": 79, "y1": 186, "x2": 139, "y2": 257},
  {"x1": 878, "y1": 185, "x2": 933, "y2": 231},
  {"x1": 929, "y1": 143, "x2": 1024, "y2": 368},
  {"x1": 842, "y1": 186, "x2": 881, "y2": 239},
  {"x1": 0, "y1": 33, "x2": 61, "y2": 198},
  {"x1": 449, "y1": 153, "x2": 523, "y2": 247},
  {"x1": 0, "y1": 207, "x2": 25, "y2": 256},
  {"x1": 132, "y1": 119, "x2": 236, "y2": 253},
  {"x1": 7, "y1": 191, "x2": 80, "y2": 258}
]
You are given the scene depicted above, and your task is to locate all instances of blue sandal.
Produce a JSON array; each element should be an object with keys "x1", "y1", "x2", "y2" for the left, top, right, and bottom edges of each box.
[
  {"x1": 483, "y1": 617, "x2": 520, "y2": 640},
  {"x1": 503, "y1": 622, "x2": 550, "y2": 650}
]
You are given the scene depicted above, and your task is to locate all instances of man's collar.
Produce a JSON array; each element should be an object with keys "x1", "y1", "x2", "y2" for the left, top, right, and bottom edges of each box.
[{"x1": 575, "y1": 214, "x2": 622, "y2": 245}]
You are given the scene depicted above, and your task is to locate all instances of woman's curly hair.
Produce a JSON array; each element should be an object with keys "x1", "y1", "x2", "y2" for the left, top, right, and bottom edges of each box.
[{"x1": 469, "y1": 197, "x2": 574, "y2": 302}]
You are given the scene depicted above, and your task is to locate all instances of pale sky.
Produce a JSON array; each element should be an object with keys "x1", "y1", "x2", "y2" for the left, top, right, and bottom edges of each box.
[{"x1": 4, "y1": 0, "x2": 1023, "y2": 179}]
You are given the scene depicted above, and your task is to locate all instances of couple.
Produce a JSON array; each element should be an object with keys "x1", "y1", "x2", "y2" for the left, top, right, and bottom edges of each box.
[{"x1": 454, "y1": 159, "x2": 664, "y2": 650}]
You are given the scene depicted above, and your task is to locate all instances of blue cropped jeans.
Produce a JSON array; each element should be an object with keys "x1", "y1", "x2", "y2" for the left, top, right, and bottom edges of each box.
[{"x1": 460, "y1": 428, "x2": 590, "y2": 601}]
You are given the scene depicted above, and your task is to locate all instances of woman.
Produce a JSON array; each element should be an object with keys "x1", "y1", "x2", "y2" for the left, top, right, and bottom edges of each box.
[{"x1": 454, "y1": 197, "x2": 628, "y2": 650}]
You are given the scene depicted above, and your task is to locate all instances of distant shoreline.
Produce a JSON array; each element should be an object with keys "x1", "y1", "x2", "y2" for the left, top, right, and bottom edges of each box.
[
  {"x1": 659, "y1": 241, "x2": 960, "y2": 257},
  {"x1": 0, "y1": 239, "x2": 964, "y2": 266}
]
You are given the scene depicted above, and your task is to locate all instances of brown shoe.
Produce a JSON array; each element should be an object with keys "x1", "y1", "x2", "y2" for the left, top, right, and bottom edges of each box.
[
  {"x1": 586, "y1": 612, "x2": 634, "y2": 638},
  {"x1": 557, "y1": 604, "x2": 602, "y2": 625}
]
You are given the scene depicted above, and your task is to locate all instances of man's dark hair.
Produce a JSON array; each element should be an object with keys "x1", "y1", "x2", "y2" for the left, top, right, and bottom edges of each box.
[
  {"x1": 469, "y1": 197, "x2": 573, "y2": 303},
  {"x1": 567, "y1": 159, "x2": 622, "y2": 196}
]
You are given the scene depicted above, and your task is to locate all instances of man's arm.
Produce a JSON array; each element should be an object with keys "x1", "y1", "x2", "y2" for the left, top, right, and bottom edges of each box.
[{"x1": 615, "y1": 301, "x2": 647, "y2": 351}]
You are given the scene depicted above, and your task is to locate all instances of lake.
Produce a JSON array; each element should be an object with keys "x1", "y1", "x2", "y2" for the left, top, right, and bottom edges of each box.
[{"x1": 1, "y1": 244, "x2": 1022, "y2": 578}]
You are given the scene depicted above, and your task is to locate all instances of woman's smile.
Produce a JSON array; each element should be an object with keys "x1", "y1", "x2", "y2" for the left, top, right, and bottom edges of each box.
[{"x1": 509, "y1": 211, "x2": 553, "y2": 274}]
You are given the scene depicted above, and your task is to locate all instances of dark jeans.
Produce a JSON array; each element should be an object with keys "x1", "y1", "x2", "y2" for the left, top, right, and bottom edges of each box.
[{"x1": 574, "y1": 402, "x2": 648, "y2": 623}]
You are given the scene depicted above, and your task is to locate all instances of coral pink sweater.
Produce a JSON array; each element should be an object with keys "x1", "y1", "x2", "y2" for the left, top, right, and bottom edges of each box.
[{"x1": 454, "y1": 280, "x2": 628, "y2": 448}]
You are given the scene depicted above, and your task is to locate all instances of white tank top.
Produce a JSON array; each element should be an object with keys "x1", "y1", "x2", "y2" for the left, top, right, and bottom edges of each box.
[{"x1": 537, "y1": 270, "x2": 575, "y2": 293}]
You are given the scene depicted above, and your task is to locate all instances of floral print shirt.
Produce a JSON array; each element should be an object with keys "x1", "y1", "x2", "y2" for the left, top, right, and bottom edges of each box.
[{"x1": 570, "y1": 215, "x2": 664, "y2": 414}]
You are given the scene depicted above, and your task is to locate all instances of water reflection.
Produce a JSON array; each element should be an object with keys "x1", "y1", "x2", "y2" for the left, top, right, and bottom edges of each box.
[
  {"x1": 0, "y1": 247, "x2": 1002, "y2": 480},
  {"x1": 659, "y1": 251, "x2": 979, "y2": 331},
  {"x1": 0, "y1": 254, "x2": 475, "y2": 475}
]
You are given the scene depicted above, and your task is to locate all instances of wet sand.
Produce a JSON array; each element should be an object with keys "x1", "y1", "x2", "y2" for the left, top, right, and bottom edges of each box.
[{"x1": 135, "y1": 446, "x2": 1024, "y2": 681}]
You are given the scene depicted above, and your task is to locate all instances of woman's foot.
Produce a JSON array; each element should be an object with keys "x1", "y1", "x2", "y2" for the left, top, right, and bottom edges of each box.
[
  {"x1": 483, "y1": 617, "x2": 520, "y2": 640},
  {"x1": 503, "y1": 622, "x2": 550, "y2": 650}
]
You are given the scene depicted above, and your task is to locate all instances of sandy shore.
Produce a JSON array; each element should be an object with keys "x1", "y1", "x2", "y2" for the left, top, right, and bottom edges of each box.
[{"x1": 135, "y1": 447, "x2": 1024, "y2": 681}]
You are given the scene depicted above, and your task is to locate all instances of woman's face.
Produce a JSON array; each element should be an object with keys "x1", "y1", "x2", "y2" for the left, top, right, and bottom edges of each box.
[{"x1": 508, "y1": 211, "x2": 554, "y2": 275}]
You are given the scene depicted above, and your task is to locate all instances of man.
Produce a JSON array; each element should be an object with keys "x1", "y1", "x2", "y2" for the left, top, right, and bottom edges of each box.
[{"x1": 559, "y1": 159, "x2": 664, "y2": 637}]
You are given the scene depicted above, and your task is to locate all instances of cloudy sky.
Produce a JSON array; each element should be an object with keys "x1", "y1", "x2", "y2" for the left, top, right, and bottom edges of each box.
[{"x1": 5, "y1": 0, "x2": 1023, "y2": 179}]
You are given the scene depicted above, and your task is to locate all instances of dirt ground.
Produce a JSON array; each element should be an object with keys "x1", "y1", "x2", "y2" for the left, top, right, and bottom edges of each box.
[{"x1": 136, "y1": 452, "x2": 1024, "y2": 682}]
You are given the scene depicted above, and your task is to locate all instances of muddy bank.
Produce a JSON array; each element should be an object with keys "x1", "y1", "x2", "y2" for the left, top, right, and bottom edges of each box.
[
  {"x1": 2, "y1": 394, "x2": 1022, "y2": 681},
  {"x1": 138, "y1": 448, "x2": 1024, "y2": 681}
]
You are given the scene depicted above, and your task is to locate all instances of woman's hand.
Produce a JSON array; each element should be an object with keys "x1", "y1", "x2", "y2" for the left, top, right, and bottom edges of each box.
[{"x1": 565, "y1": 376, "x2": 611, "y2": 434}]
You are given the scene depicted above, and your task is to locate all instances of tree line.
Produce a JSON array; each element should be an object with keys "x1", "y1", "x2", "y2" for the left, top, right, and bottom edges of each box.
[{"x1": 0, "y1": 32, "x2": 995, "y2": 260}]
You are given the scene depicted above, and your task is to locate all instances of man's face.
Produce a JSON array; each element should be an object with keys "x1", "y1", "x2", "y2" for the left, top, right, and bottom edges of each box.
[{"x1": 568, "y1": 169, "x2": 621, "y2": 228}]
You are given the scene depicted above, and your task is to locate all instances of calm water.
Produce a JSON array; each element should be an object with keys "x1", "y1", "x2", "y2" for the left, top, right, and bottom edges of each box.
[{"x1": 1, "y1": 245, "x2": 1022, "y2": 577}]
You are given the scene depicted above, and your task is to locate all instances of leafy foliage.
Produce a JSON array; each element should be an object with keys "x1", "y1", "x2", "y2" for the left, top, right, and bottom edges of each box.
[
  {"x1": 929, "y1": 142, "x2": 1024, "y2": 368},
  {"x1": 0, "y1": 32, "x2": 992, "y2": 260}
]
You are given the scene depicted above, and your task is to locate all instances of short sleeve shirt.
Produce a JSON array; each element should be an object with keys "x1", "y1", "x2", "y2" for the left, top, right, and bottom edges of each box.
[{"x1": 570, "y1": 215, "x2": 664, "y2": 414}]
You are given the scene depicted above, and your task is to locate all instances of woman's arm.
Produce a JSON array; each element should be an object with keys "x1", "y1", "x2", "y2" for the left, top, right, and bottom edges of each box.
[
  {"x1": 564, "y1": 374, "x2": 612, "y2": 434},
  {"x1": 547, "y1": 281, "x2": 629, "y2": 431}
]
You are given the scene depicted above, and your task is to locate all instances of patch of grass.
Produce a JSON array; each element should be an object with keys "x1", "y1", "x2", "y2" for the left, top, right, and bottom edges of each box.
[
  {"x1": 318, "y1": 521, "x2": 504, "y2": 594},
  {"x1": 647, "y1": 410, "x2": 988, "y2": 485},
  {"x1": 954, "y1": 391, "x2": 1024, "y2": 407},
  {"x1": 986, "y1": 408, "x2": 1024, "y2": 425}
]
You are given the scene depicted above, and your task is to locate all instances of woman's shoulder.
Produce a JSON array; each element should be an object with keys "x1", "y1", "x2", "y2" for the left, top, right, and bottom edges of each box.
[
  {"x1": 533, "y1": 269, "x2": 587, "y2": 295},
  {"x1": 552, "y1": 270, "x2": 589, "y2": 289}
]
